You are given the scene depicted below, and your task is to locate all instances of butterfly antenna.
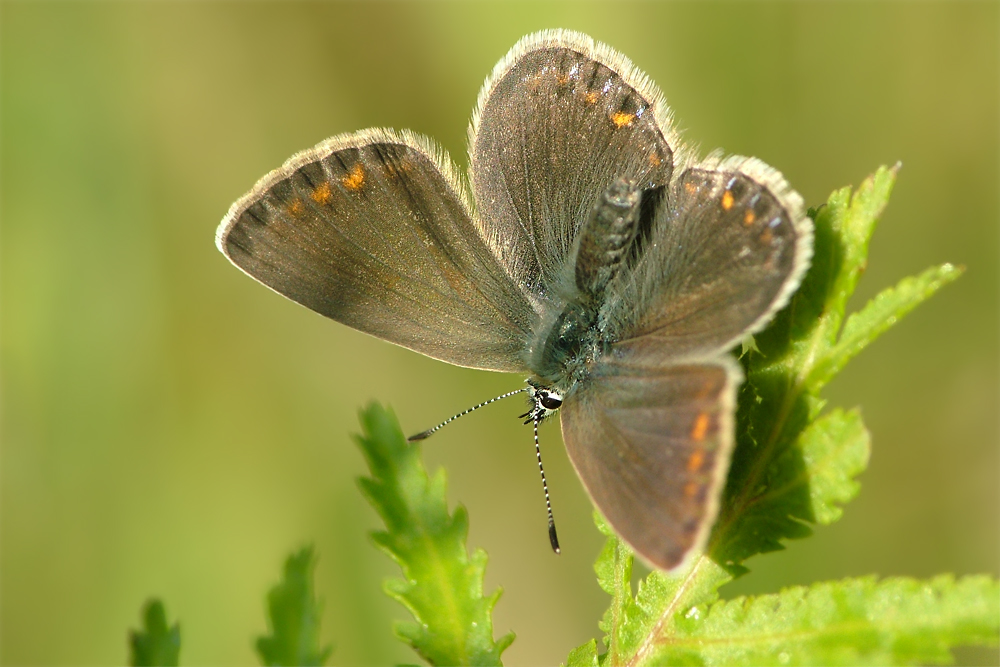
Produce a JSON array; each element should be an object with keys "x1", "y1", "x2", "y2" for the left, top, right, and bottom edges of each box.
[
  {"x1": 407, "y1": 388, "x2": 529, "y2": 441},
  {"x1": 534, "y1": 417, "x2": 561, "y2": 554}
]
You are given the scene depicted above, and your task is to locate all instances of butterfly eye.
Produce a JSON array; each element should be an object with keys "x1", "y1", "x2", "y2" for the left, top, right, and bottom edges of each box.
[{"x1": 540, "y1": 393, "x2": 563, "y2": 410}]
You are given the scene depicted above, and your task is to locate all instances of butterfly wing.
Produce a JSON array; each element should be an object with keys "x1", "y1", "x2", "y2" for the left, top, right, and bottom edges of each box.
[
  {"x1": 469, "y1": 30, "x2": 679, "y2": 300},
  {"x1": 560, "y1": 356, "x2": 741, "y2": 571},
  {"x1": 606, "y1": 156, "x2": 813, "y2": 363},
  {"x1": 217, "y1": 128, "x2": 536, "y2": 372}
]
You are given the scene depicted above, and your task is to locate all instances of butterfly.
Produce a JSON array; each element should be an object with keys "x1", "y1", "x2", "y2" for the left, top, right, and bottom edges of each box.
[{"x1": 215, "y1": 30, "x2": 812, "y2": 571}]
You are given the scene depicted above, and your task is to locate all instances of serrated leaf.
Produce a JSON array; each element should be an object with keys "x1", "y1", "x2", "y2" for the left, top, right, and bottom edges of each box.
[
  {"x1": 711, "y1": 164, "x2": 951, "y2": 573},
  {"x1": 129, "y1": 599, "x2": 180, "y2": 667},
  {"x1": 639, "y1": 575, "x2": 1000, "y2": 666},
  {"x1": 355, "y1": 402, "x2": 513, "y2": 666},
  {"x1": 255, "y1": 546, "x2": 332, "y2": 666},
  {"x1": 576, "y1": 513, "x2": 730, "y2": 666},
  {"x1": 797, "y1": 408, "x2": 870, "y2": 524},
  {"x1": 810, "y1": 263, "x2": 963, "y2": 388},
  {"x1": 564, "y1": 639, "x2": 599, "y2": 667},
  {"x1": 713, "y1": 408, "x2": 871, "y2": 570},
  {"x1": 579, "y1": 523, "x2": 999, "y2": 667},
  {"x1": 592, "y1": 512, "x2": 638, "y2": 664}
]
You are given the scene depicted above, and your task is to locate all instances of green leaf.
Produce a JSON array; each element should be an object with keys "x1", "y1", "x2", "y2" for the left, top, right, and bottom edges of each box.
[
  {"x1": 810, "y1": 263, "x2": 963, "y2": 389},
  {"x1": 581, "y1": 514, "x2": 999, "y2": 665},
  {"x1": 356, "y1": 402, "x2": 514, "y2": 666},
  {"x1": 638, "y1": 574, "x2": 1000, "y2": 666},
  {"x1": 584, "y1": 514, "x2": 732, "y2": 667},
  {"x1": 564, "y1": 639, "x2": 599, "y2": 667},
  {"x1": 129, "y1": 599, "x2": 180, "y2": 667},
  {"x1": 569, "y1": 166, "x2": 994, "y2": 665},
  {"x1": 713, "y1": 164, "x2": 927, "y2": 573},
  {"x1": 255, "y1": 546, "x2": 332, "y2": 666},
  {"x1": 592, "y1": 512, "x2": 638, "y2": 665},
  {"x1": 795, "y1": 408, "x2": 870, "y2": 525}
]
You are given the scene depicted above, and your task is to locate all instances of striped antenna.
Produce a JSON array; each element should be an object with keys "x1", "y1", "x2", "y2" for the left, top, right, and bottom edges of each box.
[
  {"x1": 407, "y1": 387, "x2": 529, "y2": 441},
  {"x1": 534, "y1": 417, "x2": 560, "y2": 554}
]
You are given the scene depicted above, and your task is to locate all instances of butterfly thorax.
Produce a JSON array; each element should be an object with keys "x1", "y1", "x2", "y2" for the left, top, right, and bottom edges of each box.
[{"x1": 526, "y1": 178, "x2": 643, "y2": 416}]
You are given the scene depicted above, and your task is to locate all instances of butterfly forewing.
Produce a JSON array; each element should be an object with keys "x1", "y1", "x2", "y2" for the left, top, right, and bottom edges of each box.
[
  {"x1": 606, "y1": 157, "x2": 812, "y2": 363},
  {"x1": 470, "y1": 32, "x2": 678, "y2": 300},
  {"x1": 560, "y1": 357, "x2": 741, "y2": 571},
  {"x1": 217, "y1": 129, "x2": 536, "y2": 372}
]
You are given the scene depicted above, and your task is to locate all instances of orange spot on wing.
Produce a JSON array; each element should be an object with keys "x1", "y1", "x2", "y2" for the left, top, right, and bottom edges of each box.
[
  {"x1": 556, "y1": 73, "x2": 570, "y2": 85},
  {"x1": 685, "y1": 181, "x2": 699, "y2": 195},
  {"x1": 687, "y1": 449, "x2": 705, "y2": 472},
  {"x1": 721, "y1": 190, "x2": 735, "y2": 211},
  {"x1": 310, "y1": 181, "x2": 332, "y2": 204},
  {"x1": 342, "y1": 163, "x2": 365, "y2": 191},
  {"x1": 691, "y1": 412, "x2": 710, "y2": 442},
  {"x1": 743, "y1": 210, "x2": 755, "y2": 225},
  {"x1": 684, "y1": 481, "x2": 700, "y2": 499},
  {"x1": 649, "y1": 152, "x2": 662, "y2": 166},
  {"x1": 760, "y1": 228, "x2": 773, "y2": 244},
  {"x1": 287, "y1": 198, "x2": 304, "y2": 215},
  {"x1": 611, "y1": 112, "x2": 635, "y2": 128},
  {"x1": 584, "y1": 91, "x2": 599, "y2": 104}
]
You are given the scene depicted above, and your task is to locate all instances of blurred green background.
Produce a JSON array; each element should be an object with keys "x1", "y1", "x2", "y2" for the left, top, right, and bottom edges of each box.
[{"x1": 2, "y1": 2, "x2": 997, "y2": 665}]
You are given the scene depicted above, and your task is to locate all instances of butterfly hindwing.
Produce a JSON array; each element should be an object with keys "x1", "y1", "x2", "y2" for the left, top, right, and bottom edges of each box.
[
  {"x1": 560, "y1": 356, "x2": 741, "y2": 571},
  {"x1": 217, "y1": 129, "x2": 535, "y2": 372}
]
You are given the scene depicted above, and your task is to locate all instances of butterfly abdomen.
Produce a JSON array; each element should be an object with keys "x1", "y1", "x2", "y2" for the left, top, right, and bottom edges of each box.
[{"x1": 575, "y1": 178, "x2": 642, "y2": 301}]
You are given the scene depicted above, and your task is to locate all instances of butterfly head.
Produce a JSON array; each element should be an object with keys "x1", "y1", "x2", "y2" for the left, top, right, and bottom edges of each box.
[{"x1": 523, "y1": 381, "x2": 564, "y2": 424}]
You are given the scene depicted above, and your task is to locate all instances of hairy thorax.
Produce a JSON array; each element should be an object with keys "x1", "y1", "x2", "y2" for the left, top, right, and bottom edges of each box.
[{"x1": 527, "y1": 177, "x2": 645, "y2": 404}]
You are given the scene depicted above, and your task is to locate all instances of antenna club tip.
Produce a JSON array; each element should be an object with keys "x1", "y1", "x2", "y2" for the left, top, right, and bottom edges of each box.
[
  {"x1": 407, "y1": 431, "x2": 431, "y2": 442},
  {"x1": 548, "y1": 523, "x2": 561, "y2": 554}
]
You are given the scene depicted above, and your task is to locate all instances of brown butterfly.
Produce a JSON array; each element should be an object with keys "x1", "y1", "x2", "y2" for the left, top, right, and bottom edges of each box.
[{"x1": 216, "y1": 30, "x2": 812, "y2": 571}]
